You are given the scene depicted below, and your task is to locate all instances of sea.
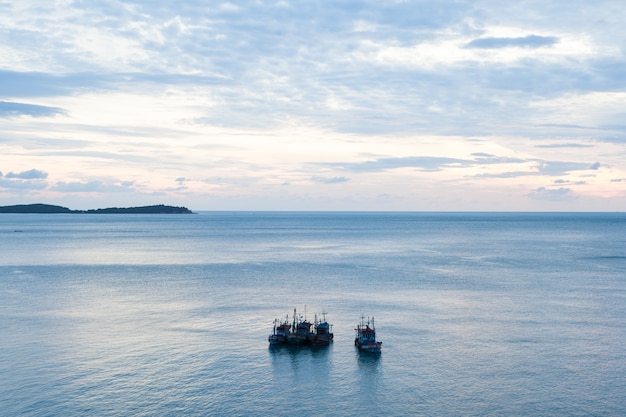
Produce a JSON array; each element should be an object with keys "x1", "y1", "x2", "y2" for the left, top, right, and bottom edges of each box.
[{"x1": 1, "y1": 212, "x2": 625, "y2": 417}]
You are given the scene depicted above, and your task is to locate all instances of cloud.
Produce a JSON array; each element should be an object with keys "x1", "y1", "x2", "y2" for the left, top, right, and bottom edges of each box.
[
  {"x1": 3, "y1": 169, "x2": 48, "y2": 179},
  {"x1": 0, "y1": 70, "x2": 88, "y2": 97},
  {"x1": 475, "y1": 159, "x2": 603, "y2": 178},
  {"x1": 331, "y1": 156, "x2": 473, "y2": 173},
  {"x1": 535, "y1": 143, "x2": 594, "y2": 149},
  {"x1": 475, "y1": 171, "x2": 536, "y2": 179},
  {"x1": 328, "y1": 154, "x2": 605, "y2": 178},
  {"x1": 50, "y1": 180, "x2": 135, "y2": 193},
  {"x1": 535, "y1": 161, "x2": 600, "y2": 176},
  {"x1": 0, "y1": 169, "x2": 49, "y2": 190},
  {"x1": 166, "y1": 177, "x2": 189, "y2": 191},
  {"x1": 0, "y1": 178, "x2": 48, "y2": 190},
  {"x1": 472, "y1": 154, "x2": 526, "y2": 164},
  {"x1": 0, "y1": 101, "x2": 67, "y2": 118},
  {"x1": 599, "y1": 135, "x2": 626, "y2": 144},
  {"x1": 554, "y1": 179, "x2": 586, "y2": 185},
  {"x1": 528, "y1": 187, "x2": 575, "y2": 201},
  {"x1": 465, "y1": 35, "x2": 559, "y2": 49},
  {"x1": 0, "y1": 70, "x2": 226, "y2": 99},
  {"x1": 1, "y1": 2, "x2": 622, "y2": 138},
  {"x1": 311, "y1": 176, "x2": 349, "y2": 184}
]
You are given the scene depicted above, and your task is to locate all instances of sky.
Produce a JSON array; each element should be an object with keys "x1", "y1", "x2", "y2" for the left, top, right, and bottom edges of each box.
[{"x1": 1, "y1": 0, "x2": 626, "y2": 211}]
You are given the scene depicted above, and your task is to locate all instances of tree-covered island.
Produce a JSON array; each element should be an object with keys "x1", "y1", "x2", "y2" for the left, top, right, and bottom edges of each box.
[{"x1": 0, "y1": 204, "x2": 193, "y2": 214}]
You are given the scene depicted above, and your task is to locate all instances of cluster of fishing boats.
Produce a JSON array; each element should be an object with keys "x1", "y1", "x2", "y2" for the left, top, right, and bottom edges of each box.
[
  {"x1": 268, "y1": 308, "x2": 334, "y2": 346},
  {"x1": 268, "y1": 308, "x2": 382, "y2": 353}
]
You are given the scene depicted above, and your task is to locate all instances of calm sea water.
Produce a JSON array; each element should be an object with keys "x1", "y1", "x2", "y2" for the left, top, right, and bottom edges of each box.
[{"x1": 1, "y1": 212, "x2": 625, "y2": 416}]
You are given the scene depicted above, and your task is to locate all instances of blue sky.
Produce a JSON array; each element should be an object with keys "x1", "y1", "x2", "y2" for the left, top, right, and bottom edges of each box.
[{"x1": 1, "y1": 0, "x2": 625, "y2": 210}]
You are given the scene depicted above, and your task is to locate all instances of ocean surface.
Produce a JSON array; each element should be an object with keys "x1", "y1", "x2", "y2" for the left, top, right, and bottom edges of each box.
[{"x1": 1, "y1": 212, "x2": 625, "y2": 416}]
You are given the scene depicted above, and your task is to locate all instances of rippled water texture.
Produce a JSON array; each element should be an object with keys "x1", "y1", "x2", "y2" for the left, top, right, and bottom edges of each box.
[{"x1": 1, "y1": 212, "x2": 625, "y2": 416}]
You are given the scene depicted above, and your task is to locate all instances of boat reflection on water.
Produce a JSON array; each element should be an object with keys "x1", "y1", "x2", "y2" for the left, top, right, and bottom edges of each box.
[
  {"x1": 268, "y1": 341, "x2": 332, "y2": 378},
  {"x1": 269, "y1": 342, "x2": 332, "y2": 357},
  {"x1": 356, "y1": 346, "x2": 381, "y2": 369},
  {"x1": 355, "y1": 343, "x2": 382, "y2": 401}
]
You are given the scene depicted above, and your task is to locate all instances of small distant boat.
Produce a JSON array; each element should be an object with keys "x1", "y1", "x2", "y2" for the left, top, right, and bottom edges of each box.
[
  {"x1": 287, "y1": 308, "x2": 314, "y2": 345},
  {"x1": 268, "y1": 315, "x2": 291, "y2": 345},
  {"x1": 311, "y1": 312, "x2": 334, "y2": 345},
  {"x1": 355, "y1": 315, "x2": 382, "y2": 353}
]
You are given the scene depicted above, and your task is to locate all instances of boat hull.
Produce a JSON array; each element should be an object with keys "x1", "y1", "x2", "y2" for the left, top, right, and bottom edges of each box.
[
  {"x1": 311, "y1": 333, "x2": 334, "y2": 345},
  {"x1": 286, "y1": 334, "x2": 312, "y2": 345},
  {"x1": 355, "y1": 339, "x2": 382, "y2": 353},
  {"x1": 268, "y1": 335, "x2": 287, "y2": 345}
]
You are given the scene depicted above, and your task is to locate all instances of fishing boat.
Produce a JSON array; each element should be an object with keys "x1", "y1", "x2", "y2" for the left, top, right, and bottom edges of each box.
[
  {"x1": 268, "y1": 316, "x2": 291, "y2": 345},
  {"x1": 287, "y1": 308, "x2": 314, "y2": 345},
  {"x1": 354, "y1": 315, "x2": 382, "y2": 352},
  {"x1": 311, "y1": 312, "x2": 334, "y2": 345}
]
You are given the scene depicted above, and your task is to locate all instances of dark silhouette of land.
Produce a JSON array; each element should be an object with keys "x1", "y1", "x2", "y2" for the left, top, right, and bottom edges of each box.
[{"x1": 0, "y1": 204, "x2": 193, "y2": 214}]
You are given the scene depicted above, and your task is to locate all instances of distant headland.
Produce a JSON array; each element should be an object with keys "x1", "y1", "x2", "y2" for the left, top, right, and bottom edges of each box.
[{"x1": 0, "y1": 203, "x2": 193, "y2": 214}]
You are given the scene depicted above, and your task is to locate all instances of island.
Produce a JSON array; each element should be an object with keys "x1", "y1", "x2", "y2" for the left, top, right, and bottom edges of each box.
[{"x1": 0, "y1": 204, "x2": 194, "y2": 214}]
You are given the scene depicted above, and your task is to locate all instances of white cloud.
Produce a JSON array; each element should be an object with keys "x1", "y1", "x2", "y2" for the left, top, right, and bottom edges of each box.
[{"x1": 352, "y1": 28, "x2": 603, "y2": 70}]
